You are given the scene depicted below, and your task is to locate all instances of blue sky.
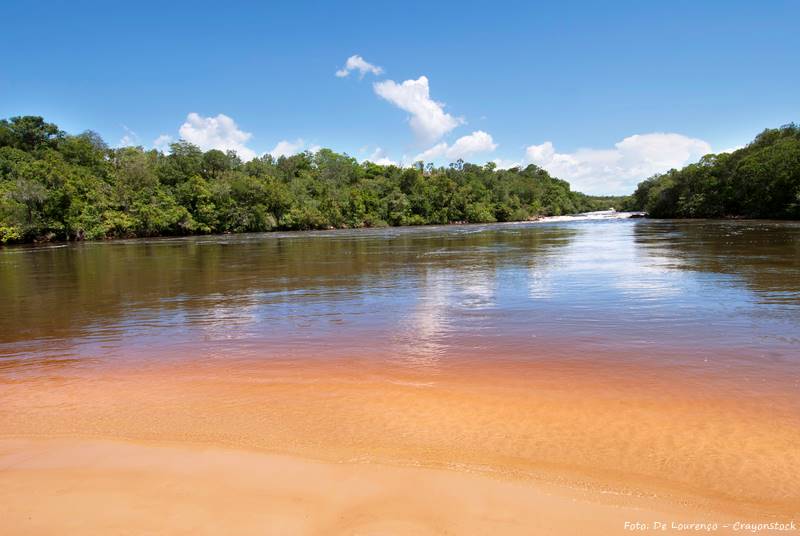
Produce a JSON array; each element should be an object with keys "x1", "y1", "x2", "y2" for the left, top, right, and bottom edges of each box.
[{"x1": 1, "y1": 0, "x2": 798, "y2": 194}]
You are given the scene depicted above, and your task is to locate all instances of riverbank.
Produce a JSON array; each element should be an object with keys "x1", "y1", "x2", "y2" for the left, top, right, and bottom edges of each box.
[
  {"x1": 1, "y1": 210, "x2": 647, "y2": 247},
  {"x1": 0, "y1": 437, "x2": 754, "y2": 536}
]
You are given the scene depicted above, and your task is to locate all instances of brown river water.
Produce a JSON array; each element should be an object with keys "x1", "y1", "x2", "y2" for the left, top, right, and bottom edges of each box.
[{"x1": 1, "y1": 218, "x2": 799, "y2": 532}]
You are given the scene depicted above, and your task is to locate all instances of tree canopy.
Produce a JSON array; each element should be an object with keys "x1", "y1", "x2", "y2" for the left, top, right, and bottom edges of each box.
[
  {"x1": 0, "y1": 116, "x2": 616, "y2": 244},
  {"x1": 629, "y1": 124, "x2": 800, "y2": 219}
]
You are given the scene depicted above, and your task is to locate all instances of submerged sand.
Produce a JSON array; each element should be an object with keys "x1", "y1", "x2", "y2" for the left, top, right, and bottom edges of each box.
[{"x1": 1, "y1": 357, "x2": 798, "y2": 534}]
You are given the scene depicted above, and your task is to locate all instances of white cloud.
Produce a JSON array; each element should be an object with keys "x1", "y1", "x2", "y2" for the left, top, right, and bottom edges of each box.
[
  {"x1": 717, "y1": 144, "x2": 744, "y2": 154},
  {"x1": 414, "y1": 142, "x2": 447, "y2": 162},
  {"x1": 179, "y1": 112, "x2": 256, "y2": 160},
  {"x1": 525, "y1": 133, "x2": 712, "y2": 195},
  {"x1": 153, "y1": 134, "x2": 173, "y2": 153},
  {"x1": 492, "y1": 158, "x2": 522, "y2": 170},
  {"x1": 117, "y1": 125, "x2": 139, "y2": 147},
  {"x1": 335, "y1": 55, "x2": 384, "y2": 78},
  {"x1": 374, "y1": 76, "x2": 464, "y2": 143},
  {"x1": 447, "y1": 130, "x2": 497, "y2": 158},
  {"x1": 365, "y1": 147, "x2": 398, "y2": 166},
  {"x1": 414, "y1": 130, "x2": 497, "y2": 162},
  {"x1": 269, "y1": 138, "x2": 305, "y2": 158}
]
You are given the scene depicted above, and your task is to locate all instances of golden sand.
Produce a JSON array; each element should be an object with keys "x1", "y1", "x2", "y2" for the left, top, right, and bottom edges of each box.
[
  {"x1": 1, "y1": 437, "x2": 750, "y2": 536},
  {"x1": 1, "y1": 357, "x2": 798, "y2": 534}
]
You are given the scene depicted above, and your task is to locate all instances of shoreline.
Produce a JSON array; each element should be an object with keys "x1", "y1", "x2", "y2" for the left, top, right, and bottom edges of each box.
[
  {"x1": 2, "y1": 212, "x2": 649, "y2": 247},
  {"x1": 9, "y1": 214, "x2": 800, "y2": 249},
  {"x1": 0, "y1": 437, "x2": 771, "y2": 535}
]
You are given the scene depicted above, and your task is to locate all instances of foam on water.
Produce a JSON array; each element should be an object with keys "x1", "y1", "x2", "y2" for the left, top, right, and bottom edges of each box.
[{"x1": 540, "y1": 209, "x2": 646, "y2": 222}]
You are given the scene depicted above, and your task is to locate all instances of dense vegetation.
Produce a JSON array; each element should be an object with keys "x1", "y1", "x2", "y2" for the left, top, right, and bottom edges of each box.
[
  {"x1": 630, "y1": 124, "x2": 800, "y2": 218},
  {"x1": 0, "y1": 116, "x2": 619, "y2": 244}
]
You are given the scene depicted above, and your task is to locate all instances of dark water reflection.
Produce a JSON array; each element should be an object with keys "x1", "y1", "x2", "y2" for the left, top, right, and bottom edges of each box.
[{"x1": 1, "y1": 220, "x2": 799, "y2": 385}]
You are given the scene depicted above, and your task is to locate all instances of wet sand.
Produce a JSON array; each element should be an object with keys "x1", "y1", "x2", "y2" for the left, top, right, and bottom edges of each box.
[
  {"x1": 1, "y1": 358, "x2": 798, "y2": 534},
  {"x1": 0, "y1": 438, "x2": 743, "y2": 536}
]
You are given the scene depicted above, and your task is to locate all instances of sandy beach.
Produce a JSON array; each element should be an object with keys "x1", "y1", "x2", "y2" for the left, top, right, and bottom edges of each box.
[
  {"x1": 1, "y1": 357, "x2": 798, "y2": 534},
  {"x1": 0, "y1": 437, "x2": 753, "y2": 536}
]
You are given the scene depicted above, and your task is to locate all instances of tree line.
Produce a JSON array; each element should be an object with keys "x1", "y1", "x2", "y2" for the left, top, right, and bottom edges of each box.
[
  {"x1": 629, "y1": 124, "x2": 800, "y2": 219},
  {"x1": 0, "y1": 116, "x2": 618, "y2": 244}
]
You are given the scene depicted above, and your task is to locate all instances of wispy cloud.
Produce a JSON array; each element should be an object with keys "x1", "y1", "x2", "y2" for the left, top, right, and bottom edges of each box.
[
  {"x1": 153, "y1": 134, "x2": 173, "y2": 153},
  {"x1": 117, "y1": 125, "x2": 139, "y2": 147},
  {"x1": 335, "y1": 54, "x2": 384, "y2": 78}
]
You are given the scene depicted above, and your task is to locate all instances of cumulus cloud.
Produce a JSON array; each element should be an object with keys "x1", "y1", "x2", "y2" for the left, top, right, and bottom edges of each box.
[
  {"x1": 374, "y1": 76, "x2": 463, "y2": 144},
  {"x1": 525, "y1": 133, "x2": 712, "y2": 195},
  {"x1": 179, "y1": 112, "x2": 257, "y2": 160},
  {"x1": 414, "y1": 130, "x2": 497, "y2": 162},
  {"x1": 335, "y1": 55, "x2": 384, "y2": 78},
  {"x1": 492, "y1": 158, "x2": 522, "y2": 170},
  {"x1": 414, "y1": 142, "x2": 447, "y2": 163},
  {"x1": 153, "y1": 134, "x2": 173, "y2": 153},
  {"x1": 365, "y1": 147, "x2": 398, "y2": 166},
  {"x1": 269, "y1": 138, "x2": 306, "y2": 158},
  {"x1": 447, "y1": 130, "x2": 497, "y2": 158}
]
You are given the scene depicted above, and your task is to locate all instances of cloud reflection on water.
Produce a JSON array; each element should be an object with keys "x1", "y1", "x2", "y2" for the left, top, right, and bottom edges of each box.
[{"x1": 1, "y1": 221, "x2": 798, "y2": 375}]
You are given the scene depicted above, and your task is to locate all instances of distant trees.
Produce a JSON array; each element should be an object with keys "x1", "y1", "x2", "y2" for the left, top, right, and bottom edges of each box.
[
  {"x1": 629, "y1": 124, "x2": 800, "y2": 219},
  {"x1": 0, "y1": 115, "x2": 619, "y2": 244}
]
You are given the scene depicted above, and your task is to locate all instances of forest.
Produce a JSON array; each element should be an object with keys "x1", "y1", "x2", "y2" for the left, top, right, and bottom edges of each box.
[
  {"x1": 0, "y1": 116, "x2": 619, "y2": 244},
  {"x1": 629, "y1": 124, "x2": 800, "y2": 219}
]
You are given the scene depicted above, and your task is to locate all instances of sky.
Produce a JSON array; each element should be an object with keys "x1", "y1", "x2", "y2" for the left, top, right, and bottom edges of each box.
[{"x1": 1, "y1": 1, "x2": 798, "y2": 195}]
